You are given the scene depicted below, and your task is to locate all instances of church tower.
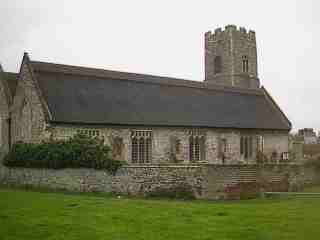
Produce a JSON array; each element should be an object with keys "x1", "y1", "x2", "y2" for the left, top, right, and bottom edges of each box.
[{"x1": 204, "y1": 25, "x2": 260, "y2": 89}]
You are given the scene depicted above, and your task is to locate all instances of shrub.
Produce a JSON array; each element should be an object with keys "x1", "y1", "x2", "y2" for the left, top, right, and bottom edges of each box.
[{"x1": 3, "y1": 134, "x2": 125, "y2": 173}]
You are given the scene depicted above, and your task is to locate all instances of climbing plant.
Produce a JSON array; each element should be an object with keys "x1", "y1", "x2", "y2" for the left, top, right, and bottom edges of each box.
[{"x1": 3, "y1": 134, "x2": 125, "y2": 173}]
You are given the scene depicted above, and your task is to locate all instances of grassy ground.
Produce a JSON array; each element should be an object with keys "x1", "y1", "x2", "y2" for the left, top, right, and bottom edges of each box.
[
  {"x1": 1, "y1": 188, "x2": 320, "y2": 240},
  {"x1": 304, "y1": 185, "x2": 320, "y2": 192}
]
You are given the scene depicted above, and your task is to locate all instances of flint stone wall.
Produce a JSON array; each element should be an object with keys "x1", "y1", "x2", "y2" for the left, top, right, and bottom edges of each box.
[
  {"x1": 1, "y1": 163, "x2": 315, "y2": 200},
  {"x1": 0, "y1": 166, "x2": 113, "y2": 192},
  {"x1": 48, "y1": 125, "x2": 289, "y2": 165},
  {"x1": 303, "y1": 166, "x2": 320, "y2": 186}
]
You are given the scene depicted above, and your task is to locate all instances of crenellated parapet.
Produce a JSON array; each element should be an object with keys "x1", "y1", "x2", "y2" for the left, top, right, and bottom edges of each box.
[{"x1": 205, "y1": 25, "x2": 256, "y2": 44}]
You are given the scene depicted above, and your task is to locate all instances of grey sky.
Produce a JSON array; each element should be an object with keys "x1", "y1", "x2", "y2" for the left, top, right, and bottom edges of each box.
[{"x1": 1, "y1": 0, "x2": 319, "y2": 133}]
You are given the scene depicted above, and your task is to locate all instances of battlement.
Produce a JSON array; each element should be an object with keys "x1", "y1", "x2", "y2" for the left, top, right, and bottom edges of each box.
[{"x1": 205, "y1": 25, "x2": 256, "y2": 42}]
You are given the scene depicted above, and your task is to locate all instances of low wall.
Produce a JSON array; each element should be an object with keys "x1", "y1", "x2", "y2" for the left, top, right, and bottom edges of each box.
[
  {"x1": 0, "y1": 167, "x2": 113, "y2": 192},
  {"x1": 303, "y1": 166, "x2": 320, "y2": 186},
  {"x1": 112, "y1": 165, "x2": 204, "y2": 198},
  {"x1": 0, "y1": 163, "x2": 317, "y2": 200},
  {"x1": 201, "y1": 164, "x2": 305, "y2": 199}
]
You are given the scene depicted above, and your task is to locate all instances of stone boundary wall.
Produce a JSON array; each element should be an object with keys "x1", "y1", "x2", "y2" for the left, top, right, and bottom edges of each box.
[
  {"x1": 0, "y1": 163, "x2": 318, "y2": 200},
  {"x1": 0, "y1": 167, "x2": 113, "y2": 193},
  {"x1": 303, "y1": 166, "x2": 320, "y2": 186},
  {"x1": 112, "y1": 165, "x2": 204, "y2": 198}
]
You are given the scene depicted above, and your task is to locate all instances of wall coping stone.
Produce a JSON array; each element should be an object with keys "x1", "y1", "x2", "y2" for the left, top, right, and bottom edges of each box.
[
  {"x1": 124, "y1": 165, "x2": 201, "y2": 168},
  {"x1": 125, "y1": 163, "x2": 302, "y2": 167}
]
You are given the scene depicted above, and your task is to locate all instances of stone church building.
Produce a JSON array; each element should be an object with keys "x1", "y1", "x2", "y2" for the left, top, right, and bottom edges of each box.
[{"x1": 0, "y1": 25, "x2": 291, "y2": 165}]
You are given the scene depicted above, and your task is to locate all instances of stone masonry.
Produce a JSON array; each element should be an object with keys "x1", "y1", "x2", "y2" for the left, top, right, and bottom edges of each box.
[
  {"x1": 205, "y1": 25, "x2": 259, "y2": 89},
  {"x1": 48, "y1": 125, "x2": 289, "y2": 164},
  {"x1": 10, "y1": 59, "x2": 47, "y2": 144},
  {"x1": 0, "y1": 163, "x2": 312, "y2": 200},
  {"x1": 0, "y1": 76, "x2": 9, "y2": 154}
]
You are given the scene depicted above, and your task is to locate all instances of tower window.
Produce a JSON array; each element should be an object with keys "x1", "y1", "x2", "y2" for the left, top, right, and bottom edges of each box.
[
  {"x1": 131, "y1": 130, "x2": 152, "y2": 163},
  {"x1": 242, "y1": 55, "x2": 249, "y2": 73},
  {"x1": 214, "y1": 56, "x2": 222, "y2": 74}
]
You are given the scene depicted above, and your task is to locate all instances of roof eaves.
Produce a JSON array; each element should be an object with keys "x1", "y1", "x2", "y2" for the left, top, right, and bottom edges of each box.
[{"x1": 49, "y1": 120, "x2": 291, "y2": 132}]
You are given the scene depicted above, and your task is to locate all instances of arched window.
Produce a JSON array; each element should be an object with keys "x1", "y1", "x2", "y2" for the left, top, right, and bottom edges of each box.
[
  {"x1": 257, "y1": 135, "x2": 264, "y2": 152},
  {"x1": 240, "y1": 135, "x2": 253, "y2": 159},
  {"x1": 218, "y1": 137, "x2": 227, "y2": 164},
  {"x1": 189, "y1": 136, "x2": 194, "y2": 162},
  {"x1": 139, "y1": 138, "x2": 145, "y2": 163},
  {"x1": 131, "y1": 130, "x2": 152, "y2": 163},
  {"x1": 214, "y1": 56, "x2": 222, "y2": 74},
  {"x1": 242, "y1": 55, "x2": 249, "y2": 73},
  {"x1": 189, "y1": 130, "x2": 206, "y2": 162},
  {"x1": 132, "y1": 137, "x2": 138, "y2": 163}
]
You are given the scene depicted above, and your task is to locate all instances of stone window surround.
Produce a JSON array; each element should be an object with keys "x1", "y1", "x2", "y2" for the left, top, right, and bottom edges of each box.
[
  {"x1": 188, "y1": 129, "x2": 206, "y2": 162},
  {"x1": 281, "y1": 152, "x2": 289, "y2": 161},
  {"x1": 242, "y1": 55, "x2": 249, "y2": 73},
  {"x1": 257, "y1": 135, "x2": 265, "y2": 153},
  {"x1": 218, "y1": 137, "x2": 228, "y2": 164},
  {"x1": 214, "y1": 56, "x2": 222, "y2": 74},
  {"x1": 76, "y1": 128, "x2": 101, "y2": 137},
  {"x1": 189, "y1": 136, "x2": 206, "y2": 162},
  {"x1": 240, "y1": 135, "x2": 253, "y2": 159},
  {"x1": 131, "y1": 130, "x2": 152, "y2": 164}
]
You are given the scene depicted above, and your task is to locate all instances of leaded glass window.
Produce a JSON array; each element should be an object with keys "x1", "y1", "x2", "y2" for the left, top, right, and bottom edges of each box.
[{"x1": 131, "y1": 130, "x2": 152, "y2": 163}]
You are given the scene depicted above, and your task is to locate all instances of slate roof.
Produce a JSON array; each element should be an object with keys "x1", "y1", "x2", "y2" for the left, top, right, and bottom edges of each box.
[
  {"x1": 0, "y1": 70, "x2": 18, "y2": 104},
  {"x1": 30, "y1": 61, "x2": 291, "y2": 130},
  {"x1": 3, "y1": 72, "x2": 18, "y2": 96}
]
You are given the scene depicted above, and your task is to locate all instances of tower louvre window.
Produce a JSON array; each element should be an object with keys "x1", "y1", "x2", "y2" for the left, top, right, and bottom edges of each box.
[
  {"x1": 131, "y1": 130, "x2": 152, "y2": 163},
  {"x1": 242, "y1": 55, "x2": 249, "y2": 73},
  {"x1": 214, "y1": 56, "x2": 222, "y2": 74}
]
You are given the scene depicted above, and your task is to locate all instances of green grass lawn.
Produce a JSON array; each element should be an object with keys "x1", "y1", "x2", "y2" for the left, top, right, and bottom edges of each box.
[
  {"x1": 304, "y1": 185, "x2": 320, "y2": 193},
  {"x1": 1, "y1": 188, "x2": 320, "y2": 240}
]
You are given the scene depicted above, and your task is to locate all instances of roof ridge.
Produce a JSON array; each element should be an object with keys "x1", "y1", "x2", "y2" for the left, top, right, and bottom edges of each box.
[
  {"x1": 30, "y1": 60, "x2": 188, "y2": 81},
  {"x1": 30, "y1": 60, "x2": 263, "y2": 96},
  {"x1": 4, "y1": 71, "x2": 18, "y2": 75}
]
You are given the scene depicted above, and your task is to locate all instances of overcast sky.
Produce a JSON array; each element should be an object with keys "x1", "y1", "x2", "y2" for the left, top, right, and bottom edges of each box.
[{"x1": 1, "y1": 0, "x2": 319, "y2": 133}]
